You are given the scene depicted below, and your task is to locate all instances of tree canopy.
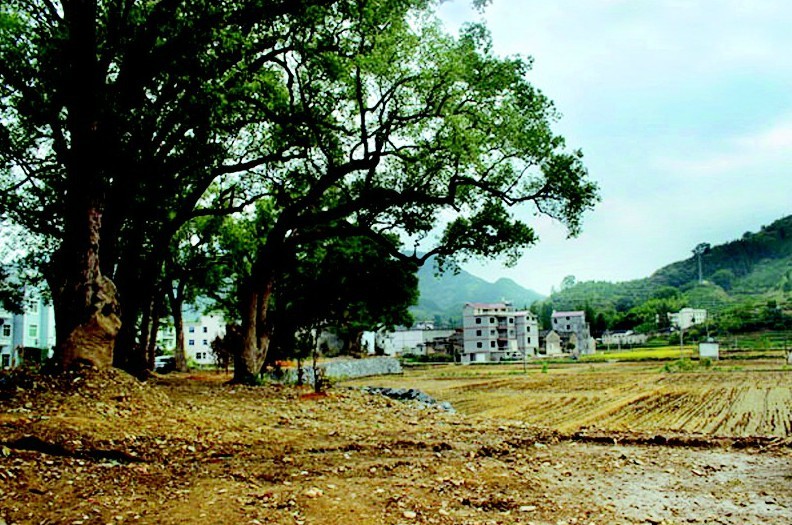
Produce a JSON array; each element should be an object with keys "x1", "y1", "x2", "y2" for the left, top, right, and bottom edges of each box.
[{"x1": 1, "y1": 1, "x2": 598, "y2": 380}]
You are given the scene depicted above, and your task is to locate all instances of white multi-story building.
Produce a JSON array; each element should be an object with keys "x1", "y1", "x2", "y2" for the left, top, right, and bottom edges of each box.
[
  {"x1": 668, "y1": 308, "x2": 707, "y2": 330},
  {"x1": 156, "y1": 309, "x2": 226, "y2": 366},
  {"x1": 0, "y1": 295, "x2": 56, "y2": 369},
  {"x1": 461, "y1": 302, "x2": 538, "y2": 364},
  {"x1": 550, "y1": 310, "x2": 595, "y2": 356},
  {"x1": 183, "y1": 312, "x2": 225, "y2": 365}
]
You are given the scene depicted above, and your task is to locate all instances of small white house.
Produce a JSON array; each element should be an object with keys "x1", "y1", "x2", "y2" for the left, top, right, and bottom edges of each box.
[
  {"x1": 669, "y1": 308, "x2": 707, "y2": 330},
  {"x1": 370, "y1": 328, "x2": 456, "y2": 356}
]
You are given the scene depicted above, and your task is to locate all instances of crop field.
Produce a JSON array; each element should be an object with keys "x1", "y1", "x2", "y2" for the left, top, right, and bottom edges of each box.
[
  {"x1": 345, "y1": 359, "x2": 792, "y2": 437},
  {"x1": 580, "y1": 345, "x2": 695, "y2": 361}
]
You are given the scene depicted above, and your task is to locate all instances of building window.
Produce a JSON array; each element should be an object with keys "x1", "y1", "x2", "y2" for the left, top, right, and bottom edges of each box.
[
  {"x1": 475, "y1": 317, "x2": 481, "y2": 324},
  {"x1": 476, "y1": 342, "x2": 483, "y2": 348},
  {"x1": 566, "y1": 324, "x2": 571, "y2": 330},
  {"x1": 509, "y1": 318, "x2": 514, "y2": 324},
  {"x1": 490, "y1": 330, "x2": 495, "y2": 336},
  {"x1": 1, "y1": 354, "x2": 8, "y2": 368},
  {"x1": 28, "y1": 324, "x2": 38, "y2": 338},
  {"x1": 490, "y1": 341, "x2": 495, "y2": 348},
  {"x1": 1, "y1": 325, "x2": 9, "y2": 338},
  {"x1": 202, "y1": 339, "x2": 208, "y2": 345},
  {"x1": 188, "y1": 326, "x2": 195, "y2": 333},
  {"x1": 188, "y1": 339, "x2": 195, "y2": 346},
  {"x1": 476, "y1": 330, "x2": 481, "y2": 336},
  {"x1": 202, "y1": 326, "x2": 208, "y2": 333},
  {"x1": 527, "y1": 337, "x2": 531, "y2": 343},
  {"x1": 489, "y1": 317, "x2": 495, "y2": 323}
]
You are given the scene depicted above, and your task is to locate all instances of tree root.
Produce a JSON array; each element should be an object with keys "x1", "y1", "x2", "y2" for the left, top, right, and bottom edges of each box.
[{"x1": 4, "y1": 435, "x2": 145, "y2": 463}]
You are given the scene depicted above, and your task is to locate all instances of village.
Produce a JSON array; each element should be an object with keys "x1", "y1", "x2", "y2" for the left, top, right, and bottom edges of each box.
[{"x1": 1, "y1": 291, "x2": 713, "y2": 370}]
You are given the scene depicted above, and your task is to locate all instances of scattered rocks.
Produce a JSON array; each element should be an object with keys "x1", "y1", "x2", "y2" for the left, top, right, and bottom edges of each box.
[{"x1": 361, "y1": 387, "x2": 456, "y2": 412}]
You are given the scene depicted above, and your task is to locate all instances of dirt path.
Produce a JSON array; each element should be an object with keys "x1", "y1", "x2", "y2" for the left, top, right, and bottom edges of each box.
[{"x1": 1, "y1": 369, "x2": 790, "y2": 524}]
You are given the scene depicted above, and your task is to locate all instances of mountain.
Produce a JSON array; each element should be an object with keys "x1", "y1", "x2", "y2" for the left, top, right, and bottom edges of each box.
[
  {"x1": 544, "y1": 214, "x2": 792, "y2": 314},
  {"x1": 411, "y1": 260, "x2": 544, "y2": 325}
]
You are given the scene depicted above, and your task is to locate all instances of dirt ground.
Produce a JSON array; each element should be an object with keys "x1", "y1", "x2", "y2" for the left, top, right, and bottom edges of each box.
[{"x1": 1, "y1": 367, "x2": 791, "y2": 525}]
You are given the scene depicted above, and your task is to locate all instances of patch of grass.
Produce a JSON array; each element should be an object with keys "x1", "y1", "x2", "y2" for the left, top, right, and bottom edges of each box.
[{"x1": 582, "y1": 346, "x2": 695, "y2": 362}]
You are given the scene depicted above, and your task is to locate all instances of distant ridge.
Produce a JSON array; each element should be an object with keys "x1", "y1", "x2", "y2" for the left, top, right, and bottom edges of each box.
[
  {"x1": 543, "y1": 214, "x2": 792, "y2": 313},
  {"x1": 411, "y1": 259, "x2": 544, "y2": 325}
]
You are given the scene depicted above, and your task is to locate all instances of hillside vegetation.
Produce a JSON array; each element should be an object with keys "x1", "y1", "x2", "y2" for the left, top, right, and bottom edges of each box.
[{"x1": 537, "y1": 215, "x2": 792, "y2": 334}]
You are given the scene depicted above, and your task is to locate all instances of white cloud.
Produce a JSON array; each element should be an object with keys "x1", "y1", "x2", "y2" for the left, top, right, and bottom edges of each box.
[{"x1": 738, "y1": 119, "x2": 792, "y2": 151}]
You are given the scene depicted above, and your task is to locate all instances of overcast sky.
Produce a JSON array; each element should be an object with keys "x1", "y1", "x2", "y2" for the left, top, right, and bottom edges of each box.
[{"x1": 435, "y1": 0, "x2": 792, "y2": 295}]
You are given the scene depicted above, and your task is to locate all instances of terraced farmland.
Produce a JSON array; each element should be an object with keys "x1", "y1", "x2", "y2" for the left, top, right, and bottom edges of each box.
[{"x1": 346, "y1": 361, "x2": 792, "y2": 437}]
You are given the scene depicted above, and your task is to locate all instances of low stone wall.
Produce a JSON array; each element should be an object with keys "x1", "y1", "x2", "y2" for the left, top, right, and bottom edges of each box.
[{"x1": 279, "y1": 357, "x2": 402, "y2": 384}]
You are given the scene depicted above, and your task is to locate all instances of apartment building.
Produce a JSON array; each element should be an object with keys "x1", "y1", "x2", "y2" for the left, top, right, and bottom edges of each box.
[
  {"x1": 461, "y1": 302, "x2": 538, "y2": 364},
  {"x1": 550, "y1": 310, "x2": 595, "y2": 356},
  {"x1": 0, "y1": 295, "x2": 56, "y2": 368}
]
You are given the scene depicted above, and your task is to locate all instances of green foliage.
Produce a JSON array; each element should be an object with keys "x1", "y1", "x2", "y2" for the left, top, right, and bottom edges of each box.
[
  {"x1": 534, "y1": 214, "x2": 792, "y2": 334},
  {"x1": 0, "y1": 266, "x2": 23, "y2": 314},
  {"x1": 710, "y1": 269, "x2": 735, "y2": 291},
  {"x1": 2, "y1": 0, "x2": 598, "y2": 379},
  {"x1": 401, "y1": 353, "x2": 455, "y2": 363},
  {"x1": 661, "y1": 358, "x2": 698, "y2": 373},
  {"x1": 266, "y1": 232, "x2": 420, "y2": 362}
]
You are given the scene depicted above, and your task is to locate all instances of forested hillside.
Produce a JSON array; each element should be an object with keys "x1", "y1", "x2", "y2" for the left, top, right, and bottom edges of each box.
[
  {"x1": 536, "y1": 215, "x2": 792, "y2": 334},
  {"x1": 412, "y1": 260, "x2": 543, "y2": 326}
]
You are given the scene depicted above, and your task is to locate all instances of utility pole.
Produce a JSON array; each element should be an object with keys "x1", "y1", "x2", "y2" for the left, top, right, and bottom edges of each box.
[
  {"x1": 693, "y1": 243, "x2": 710, "y2": 284},
  {"x1": 679, "y1": 327, "x2": 684, "y2": 358}
]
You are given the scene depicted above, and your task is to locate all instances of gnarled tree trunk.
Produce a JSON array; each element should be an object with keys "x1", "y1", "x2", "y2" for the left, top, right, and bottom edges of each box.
[
  {"x1": 50, "y1": 208, "x2": 121, "y2": 370},
  {"x1": 234, "y1": 280, "x2": 275, "y2": 384}
]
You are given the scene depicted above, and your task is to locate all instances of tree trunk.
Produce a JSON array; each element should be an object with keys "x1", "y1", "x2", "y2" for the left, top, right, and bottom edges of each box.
[
  {"x1": 48, "y1": 2, "x2": 122, "y2": 370},
  {"x1": 146, "y1": 289, "x2": 166, "y2": 369},
  {"x1": 50, "y1": 208, "x2": 121, "y2": 370},
  {"x1": 147, "y1": 311, "x2": 161, "y2": 365},
  {"x1": 347, "y1": 329, "x2": 364, "y2": 358},
  {"x1": 234, "y1": 279, "x2": 275, "y2": 384},
  {"x1": 111, "y1": 263, "x2": 156, "y2": 377},
  {"x1": 171, "y1": 291, "x2": 187, "y2": 372},
  {"x1": 139, "y1": 295, "x2": 154, "y2": 370}
]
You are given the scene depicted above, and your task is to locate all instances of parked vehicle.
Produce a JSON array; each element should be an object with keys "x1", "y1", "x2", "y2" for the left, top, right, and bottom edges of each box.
[{"x1": 154, "y1": 355, "x2": 176, "y2": 373}]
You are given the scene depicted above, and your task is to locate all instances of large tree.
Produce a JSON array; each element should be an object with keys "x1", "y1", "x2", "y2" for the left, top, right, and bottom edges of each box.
[
  {"x1": 0, "y1": 0, "x2": 335, "y2": 373},
  {"x1": 227, "y1": 3, "x2": 599, "y2": 382},
  {"x1": 1, "y1": 0, "x2": 598, "y2": 380}
]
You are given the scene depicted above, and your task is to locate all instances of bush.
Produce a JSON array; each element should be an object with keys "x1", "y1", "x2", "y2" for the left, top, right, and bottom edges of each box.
[{"x1": 401, "y1": 353, "x2": 454, "y2": 363}]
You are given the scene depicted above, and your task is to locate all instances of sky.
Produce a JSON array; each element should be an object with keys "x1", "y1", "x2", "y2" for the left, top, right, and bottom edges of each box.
[{"x1": 435, "y1": 0, "x2": 792, "y2": 296}]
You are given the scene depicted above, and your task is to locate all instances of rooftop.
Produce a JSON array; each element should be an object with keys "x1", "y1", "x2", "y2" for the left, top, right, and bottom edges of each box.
[{"x1": 552, "y1": 310, "x2": 585, "y2": 318}]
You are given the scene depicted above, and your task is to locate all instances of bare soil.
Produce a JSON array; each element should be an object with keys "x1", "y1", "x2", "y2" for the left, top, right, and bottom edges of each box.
[{"x1": 1, "y1": 367, "x2": 791, "y2": 525}]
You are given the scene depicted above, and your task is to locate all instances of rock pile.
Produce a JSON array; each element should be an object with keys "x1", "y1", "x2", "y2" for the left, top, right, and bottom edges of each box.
[{"x1": 361, "y1": 386, "x2": 455, "y2": 413}]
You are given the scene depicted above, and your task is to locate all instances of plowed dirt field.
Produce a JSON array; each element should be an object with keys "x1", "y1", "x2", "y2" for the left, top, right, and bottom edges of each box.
[
  {"x1": 1, "y1": 362, "x2": 790, "y2": 525},
  {"x1": 346, "y1": 361, "x2": 792, "y2": 436}
]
